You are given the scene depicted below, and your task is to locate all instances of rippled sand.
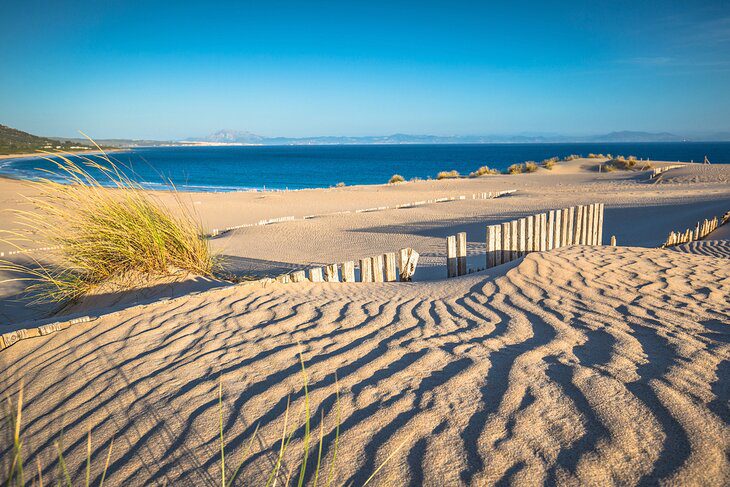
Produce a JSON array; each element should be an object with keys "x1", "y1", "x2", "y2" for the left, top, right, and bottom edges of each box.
[{"x1": 2, "y1": 243, "x2": 728, "y2": 485}]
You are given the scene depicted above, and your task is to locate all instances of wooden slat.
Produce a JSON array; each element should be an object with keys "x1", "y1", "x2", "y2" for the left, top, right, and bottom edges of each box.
[
  {"x1": 546, "y1": 210, "x2": 555, "y2": 250},
  {"x1": 610, "y1": 235, "x2": 617, "y2": 246},
  {"x1": 494, "y1": 224, "x2": 503, "y2": 265},
  {"x1": 566, "y1": 206, "x2": 575, "y2": 245},
  {"x1": 456, "y1": 232, "x2": 467, "y2": 276},
  {"x1": 447, "y1": 235, "x2": 457, "y2": 277},
  {"x1": 518, "y1": 218, "x2": 526, "y2": 257},
  {"x1": 553, "y1": 209, "x2": 562, "y2": 249},
  {"x1": 526, "y1": 215, "x2": 535, "y2": 253},
  {"x1": 597, "y1": 203, "x2": 604, "y2": 245},
  {"x1": 510, "y1": 220, "x2": 518, "y2": 260},
  {"x1": 486, "y1": 225, "x2": 497, "y2": 268},
  {"x1": 309, "y1": 267, "x2": 324, "y2": 283},
  {"x1": 291, "y1": 270, "x2": 307, "y2": 282},
  {"x1": 372, "y1": 255, "x2": 384, "y2": 282},
  {"x1": 359, "y1": 258, "x2": 372, "y2": 282},
  {"x1": 561, "y1": 208, "x2": 569, "y2": 247},
  {"x1": 501, "y1": 222, "x2": 511, "y2": 263},
  {"x1": 341, "y1": 261, "x2": 355, "y2": 282},
  {"x1": 539, "y1": 213, "x2": 547, "y2": 251},
  {"x1": 384, "y1": 252, "x2": 397, "y2": 282},
  {"x1": 581, "y1": 204, "x2": 589, "y2": 244},
  {"x1": 587, "y1": 204, "x2": 595, "y2": 245},
  {"x1": 324, "y1": 264, "x2": 339, "y2": 282}
]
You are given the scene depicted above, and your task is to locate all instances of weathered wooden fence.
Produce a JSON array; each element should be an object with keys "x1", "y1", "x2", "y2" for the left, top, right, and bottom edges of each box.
[
  {"x1": 661, "y1": 213, "x2": 725, "y2": 248},
  {"x1": 650, "y1": 164, "x2": 684, "y2": 179},
  {"x1": 277, "y1": 247, "x2": 420, "y2": 284},
  {"x1": 446, "y1": 203, "x2": 605, "y2": 277}
]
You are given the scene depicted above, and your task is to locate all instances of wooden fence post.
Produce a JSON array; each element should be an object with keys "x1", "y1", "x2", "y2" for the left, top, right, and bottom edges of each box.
[
  {"x1": 309, "y1": 267, "x2": 324, "y2": 283},
  {"x1": 494, "y1": 224, "x2": 503, "y2": 265},
  {"x1": 539, "y1": 213, "x2": 547, "y2": 251},
  {"x1": 610, "y1": 235, "x2": 616, "y2": 246},
  {"x1": 510, "y1": 220, "x2": 518, "y2": 260},
  {"x1": 547, "y1": 210, "x2": 555, "y2": 250},
  {"x1": 341, "y1": 261, "x2": 355, "y2": 282},
  {"x1": 597, "y1": 203, "x2": 604, "y2": 245},
  {"x1": 567, "y1": 206, "x2": 575, "y2": 245},
  {"x1": 486, "y1": 225, "x2": 497, "y2": 268},
  {"x1": 581, "y1": 204, "x2": 590, "y2": 244},
  {"x1": 574, "y1": 205, "x2": 583, "y2": 245},
  {"x1": 398, "y1": 248, "x2": 419, "y2": 281},
  {"x1": 384, "y1": 252, "x2": 397, "y2": 281},
  {"x1": 447, "y1": 235, "x2": 457, "y2": 277},
  {"x1": 372, "y1": 255, "x2": 384, "y2": 282},
  {"x1": 518, "y1": 218, "x2": 526, "y2": 257},
  {"x1": 291, "y1": 270, "x2": 307, "y2": 282},
  {"x1": 585, "y1": 204, "x2": 593, "y2": 245},
  {"x1": 501, "y1": 222, "x2": 511, "y2": 263},
  {"x1": 526, "y1": 215, "x2": 535, "y2": 253},
  {"x1": 325, "y1": 264, "x2": 339, "y2": 282},
  {"x1": 359, "y1": 258, "x2": 372, "y2": 282},
  {"x1": 553, "y1": 209, "x2": 562, "y2": 249},
  {"x1": 561, "y1": 208, "x2": 569, "y2": 247},
  {"x1": 456, "y1": 232, "x2": 467, "y2": 276}
]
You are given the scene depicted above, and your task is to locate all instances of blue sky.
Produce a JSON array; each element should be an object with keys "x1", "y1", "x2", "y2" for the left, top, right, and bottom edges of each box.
[{"x1": 1, "y1": 0, "x2": 729, "y2": 139}]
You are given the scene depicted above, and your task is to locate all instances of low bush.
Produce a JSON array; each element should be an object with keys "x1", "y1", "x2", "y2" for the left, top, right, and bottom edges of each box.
[
  {"x1": 436, "y1": 170, "x2": 460, "y2": 180},
  {"x1": 469, "y1": 165, "x2": 499, "y2": 178},
  {"x1": 388, "y1": 174, "x2": 405, "y2": 184},
  {"x1": 563, "y1": 154, "x2": 580, "y2": 161},
  {"x1": 524, "y1": 161, "x2": 538, "y2": 172},
  {"x1": 543, "y1": 159, "x2": 557, "y2": 170},
  {"x1": 335, "y1": 181, "x2": 346, "y2": 187}
]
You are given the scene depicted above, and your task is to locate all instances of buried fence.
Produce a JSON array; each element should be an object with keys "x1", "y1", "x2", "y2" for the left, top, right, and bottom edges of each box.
[
  {"x1": 447, "y1": 203, "x2": 605, "y2": 277},
  {"x1": 661, "y1": 210, "x2": 728, "y2": 248},
  {"x1": 275, "y1": 247, "x2": 420, "y2": 284}
]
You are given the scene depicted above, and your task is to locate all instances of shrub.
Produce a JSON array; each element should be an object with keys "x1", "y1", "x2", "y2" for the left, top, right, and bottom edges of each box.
[
  {"x1": 607, "y1": 157, "x2": 636, "y2": 170},
  {"x1": 602, "y1": 163, "x2": 617, "y2": 172},
  {"x1": 469, "y1": 165, "x2": 499, "y2": 178},
  {"x1": 543, "y1": 159, "x2": 557, "y2": 170},
  {"x1": 587, "y1": 153, "x2": 605, "y2": 159},
  {"x1": 507, "y1": 163, "x2": 524, "y2": 174},
  {"x1": 0, "y1": 148, "x2": 215, "y2": 303},
  {"x1": 436, "y1": 170, "x2": 460, "y2": 180},
  {"x1": 542, "y1": 156, "x2": 559, "y2": 165},
  {"x1": 524, "y1": 161, "x2": 538, "y2": 173},
  {"x1": 335, "y1": 181, "x2": 346, "y2": 187},
  {"x1": 388, "y1": 174, "x2": 405, "y2": 184},
  {"x1": 563, "y1": 154, "x2": 580, "y2": 161}
]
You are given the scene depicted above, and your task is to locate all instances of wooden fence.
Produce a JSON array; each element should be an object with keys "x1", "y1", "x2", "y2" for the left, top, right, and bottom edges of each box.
[
  {"x1": 661, "y1": 213, "x2": 725, "y2": 247},
  {"x1": 447, "y1": 203, "x2": 605, "y2": 277},
  {"x1": 650, "y1": 164, "x2": 684, "y2": 179},
  {"x1": 277, "y1": 247, "x2": 420, "y2": 284}
]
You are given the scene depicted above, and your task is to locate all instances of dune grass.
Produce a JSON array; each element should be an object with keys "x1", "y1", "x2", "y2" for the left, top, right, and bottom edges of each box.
[
  {"x1": 436, "y1": 170, "x2": 460, "y2": 180},
  {"x1": 468, "y1": 165, "x2": 498, "y2": 178},
  {"x1": 388, "y1": 174, "x2": 405, "y2": 184},
  {"x1": 0, "y1": 143, "x2": 215, "y2": 304},
  {"x1": 2, "y1": 354, "x2": 405, "y2": 486}
]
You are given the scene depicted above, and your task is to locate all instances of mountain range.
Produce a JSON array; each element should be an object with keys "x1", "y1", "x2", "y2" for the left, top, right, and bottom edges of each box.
[{"x1": 185, "y1": 129, "x2": 730, "y2": 146}]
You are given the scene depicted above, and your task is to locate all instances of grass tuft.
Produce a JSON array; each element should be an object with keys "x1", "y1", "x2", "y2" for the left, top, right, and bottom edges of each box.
[
  {"x1": 388, "y1": 174, "x2": 405, "y2": 184},
  {"x1": 0, "y1": 143, "x2": 216, "y2": 304},
  {"x1": 468, "y1": 166, "x2": 498, "y2": 178},
  {"x1": 436, "y1": 170, "x2": 460, "y2": 180}
]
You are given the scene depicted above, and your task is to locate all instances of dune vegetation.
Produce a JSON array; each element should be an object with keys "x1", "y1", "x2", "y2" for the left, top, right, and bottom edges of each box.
[{"x1": 0, "y1": 145, "x2": 215, "y2": 304}]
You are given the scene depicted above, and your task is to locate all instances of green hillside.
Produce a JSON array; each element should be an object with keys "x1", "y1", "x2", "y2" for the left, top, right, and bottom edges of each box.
[{"x1": 0, "y1": 124, "x2": 92, "y2": 155}]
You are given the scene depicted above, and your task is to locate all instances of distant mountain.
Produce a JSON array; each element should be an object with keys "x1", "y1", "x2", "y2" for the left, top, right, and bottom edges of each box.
[
  {"x1": 183, "y1": 130, "x2": 714, "y2": 145},
  {"x1": 590, "y1": 131, "x2": 685, "y2": 142},
  {"x1": 0, "y1": 124, "x2": 93, "y2": 155}
]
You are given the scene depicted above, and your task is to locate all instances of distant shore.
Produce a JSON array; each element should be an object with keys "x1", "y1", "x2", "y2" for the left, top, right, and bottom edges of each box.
[{"x1": 0, "y1": 148, "x2": 124, "y2": 161}]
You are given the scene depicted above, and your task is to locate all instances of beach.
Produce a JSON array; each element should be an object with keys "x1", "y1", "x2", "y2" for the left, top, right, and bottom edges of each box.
[{"x1": 0, "y1": 158, "x2": 728, "y2": 485}]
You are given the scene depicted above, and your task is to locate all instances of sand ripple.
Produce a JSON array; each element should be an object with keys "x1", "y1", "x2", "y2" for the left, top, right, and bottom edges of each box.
[{"x1": 1, "y1": 245, "x2": 728, "y2": 486}]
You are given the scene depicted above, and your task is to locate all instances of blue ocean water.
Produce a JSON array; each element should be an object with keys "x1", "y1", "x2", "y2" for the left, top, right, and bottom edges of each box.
[{"x1": 1, "y1": 142, "x2": 728, "y2": 191}]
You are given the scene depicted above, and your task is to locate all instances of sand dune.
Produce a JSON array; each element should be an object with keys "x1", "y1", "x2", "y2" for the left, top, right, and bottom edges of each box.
[{"x1": 1, "y1": 243, "x2": 728, "y2": 485}]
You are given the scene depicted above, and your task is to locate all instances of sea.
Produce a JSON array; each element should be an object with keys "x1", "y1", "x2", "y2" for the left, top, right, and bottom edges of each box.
[{"x1": 1, "y1": 142, "x2": 728, "y2": 192}]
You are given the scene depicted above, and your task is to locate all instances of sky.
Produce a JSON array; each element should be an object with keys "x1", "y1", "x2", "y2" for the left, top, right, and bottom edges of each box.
[{"x1": 1, "y1": 0, "x2": 729, "y2": 139}]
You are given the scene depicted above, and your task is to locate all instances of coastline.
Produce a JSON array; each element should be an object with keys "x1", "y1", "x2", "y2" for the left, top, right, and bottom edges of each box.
[{"x1": 0, "y1": 147, "x2": 125, "y2": 161}]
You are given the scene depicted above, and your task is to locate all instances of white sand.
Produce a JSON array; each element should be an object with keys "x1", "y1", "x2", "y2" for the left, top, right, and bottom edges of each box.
[{"x1": 0, "y1": 159, "x2": 728, "y2": 485}]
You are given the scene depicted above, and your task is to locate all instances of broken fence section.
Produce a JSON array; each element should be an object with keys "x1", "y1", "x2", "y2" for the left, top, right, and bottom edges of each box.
[{"x1": 276, "y1": 247, "x2": 420, "y2": 284}]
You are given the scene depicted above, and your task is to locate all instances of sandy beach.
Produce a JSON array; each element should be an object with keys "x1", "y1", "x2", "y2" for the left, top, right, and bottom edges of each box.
[{"x1": 0, "y1": 159, "x2": 728, "y2": 485}]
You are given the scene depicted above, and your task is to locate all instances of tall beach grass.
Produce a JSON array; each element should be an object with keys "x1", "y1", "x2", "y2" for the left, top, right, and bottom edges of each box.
[{"x1": 0, "y1": 142, "x2": 216, "y2": 304}]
